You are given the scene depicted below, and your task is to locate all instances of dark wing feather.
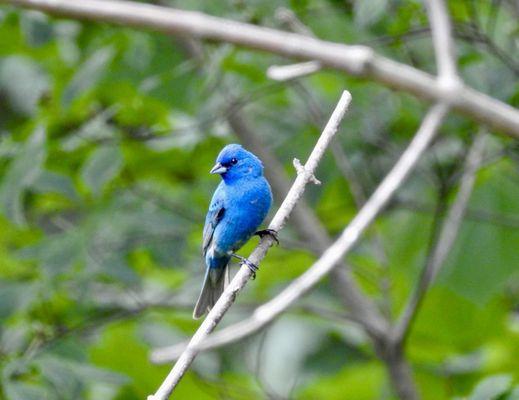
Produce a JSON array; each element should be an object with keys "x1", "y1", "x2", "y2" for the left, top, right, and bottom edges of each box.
[{"x1": 202, "y1": 183, "x2": 225, "y2": 256}]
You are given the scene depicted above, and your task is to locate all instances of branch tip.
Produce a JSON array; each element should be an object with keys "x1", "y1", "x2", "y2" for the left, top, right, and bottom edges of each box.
[
  {"x1": 293, "y1": 158, "x2": 321, "y2": 185},
  {"x1": 267, "y1": 61, "x2": 321, "y2": 81}
]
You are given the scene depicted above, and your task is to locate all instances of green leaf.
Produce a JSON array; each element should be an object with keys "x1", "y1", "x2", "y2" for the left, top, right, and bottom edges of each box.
[
  {"x1": 36, "y1": 357, "x2": 83, "y2": 399},
  {"x1": 300, "y1": 362, "x2": 385, "y2": 399},
  {"x1": 61, "y1": 107, "x2": 119, "y2": 152},
  {"x1": 507, "y1": 386, "x2": 519, "y2": 400},
  {"x1": 87, "y1": 253, "x2": 139, "y2": 285},
  {"x1": 0, "y1": 56, "x2": 49, "y2": 116},
  {"x1": 354, "y1": 0, "x2": 388, "y2": 28},
  {"x1": 32, "y1": 170, "x2": 78, "y2": 200},
  {"x1": 0, "y1": 323, "x2": 29, "y2": 354},
  {"x1": 33, "y1": 355, "x2": 128, "y2": 397},
  {"x1": 89, "y1": 323, "x2": 172, "y2": 399},
  {"x1": 18, "y1": 230, "x2": 83, "y2": 275},
  {"x1": 468, "y1": 374, "x2": 513, "y2": 400},
  {"x1": 62, "y1": 46, "x2": 114, "y2": 107},
  {"x1": 80, "y1": 145, "x2": 122, "y2": 196},
  {"x1": 0, "y1": 127, "x2": 46, "y2": 225},
  {"x1": 255, "y1": 316, "x2": 327, "y2": 396},
  {"x1": 20, "y1": 11, "x2": 53, "y2": 47},
  {"x1": 441, "y1": 161, "x2": 519, "y2": 304},
  {"x1": 3, "y1": 382, "x2": 50, "y2": 400},
  {"x1": 0, "y1": 282, "x2": 36, "y2": 320}
]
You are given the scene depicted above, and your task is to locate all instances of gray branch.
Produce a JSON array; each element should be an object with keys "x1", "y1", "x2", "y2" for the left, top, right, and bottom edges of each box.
[{"x1": 4, "y1": 0, "x2": 519, "y2": 137}]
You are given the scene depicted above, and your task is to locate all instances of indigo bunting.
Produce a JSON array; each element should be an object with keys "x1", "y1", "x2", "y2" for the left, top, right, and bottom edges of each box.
[{"x1": 193, "y1": 144, "x2": 274, "y2": 319}]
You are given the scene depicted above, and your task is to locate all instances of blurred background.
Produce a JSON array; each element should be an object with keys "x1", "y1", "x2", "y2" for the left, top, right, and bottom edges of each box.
[{"x1": 0, "y1": 0, "x2": 518, "y2": 399}]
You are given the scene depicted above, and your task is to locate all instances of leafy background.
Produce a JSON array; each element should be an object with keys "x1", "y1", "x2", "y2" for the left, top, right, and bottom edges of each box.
[{"x1": 0, "y1": 0, "x2": 518, "y2": 399}]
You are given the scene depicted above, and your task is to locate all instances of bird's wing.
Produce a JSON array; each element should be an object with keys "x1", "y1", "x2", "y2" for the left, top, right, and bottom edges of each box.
[{"x1": 202, "y1": 182, "x2": 226, "y2": 256}]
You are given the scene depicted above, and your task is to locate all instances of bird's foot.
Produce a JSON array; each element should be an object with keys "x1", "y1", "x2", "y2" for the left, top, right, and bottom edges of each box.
[
  {"x1": 232, "y1": 254, "x2": 259, "y2": 279},
  {"x1": 254, "y1": 229, "x2": 279, "y2": 246}
]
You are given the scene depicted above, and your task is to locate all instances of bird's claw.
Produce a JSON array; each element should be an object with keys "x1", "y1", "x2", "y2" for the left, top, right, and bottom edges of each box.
[
  {"x1": 245, "y1": 259, "x2": 258, "y2": 280},
  {"x1": 255, "y1": 229, "x2": 279, "y2": 246},
  {"x1": 232, "y1": 254, "x2": 259, "y2": 279}
]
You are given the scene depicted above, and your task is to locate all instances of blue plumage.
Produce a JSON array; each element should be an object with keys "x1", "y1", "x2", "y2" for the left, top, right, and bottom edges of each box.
[{"x1": 193, "y1": 144, "x2": 272, "y2": 319}]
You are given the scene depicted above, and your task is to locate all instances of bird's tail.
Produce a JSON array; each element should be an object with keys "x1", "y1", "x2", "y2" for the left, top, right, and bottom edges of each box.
[{"x1": 193, "y1": 265, "x2": 230, "y2": 319}]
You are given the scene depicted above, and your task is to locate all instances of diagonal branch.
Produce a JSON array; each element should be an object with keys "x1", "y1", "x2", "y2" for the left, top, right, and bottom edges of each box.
[
  {"x1": 150, "y1": 104, "x2": 448, "y2": 364},
  {"x1": 147, "y1": 91, "x2": 352, "y2": 400},
  {"x1": 3, "y1": 0, "x2": 519, "y2": 137},
  {"x1": 393, "y1": 131, "x2": 487, "y2": 343}
]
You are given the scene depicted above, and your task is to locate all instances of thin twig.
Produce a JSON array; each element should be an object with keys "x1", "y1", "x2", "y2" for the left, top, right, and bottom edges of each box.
[
  {"x1": 393, "y1": 132, "x2": 487, "y2": 343},
  {"x1": 150, "y1": 104, "x2": 448, "y2": 363},
  {"x1": 147, "y1": 91, "x2": 352, "y2": 400}
]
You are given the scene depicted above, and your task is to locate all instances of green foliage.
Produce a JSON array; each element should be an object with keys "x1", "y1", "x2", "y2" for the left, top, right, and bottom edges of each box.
[{"x1": 0, "y1": 0, "x2": 518, "y2": 399}]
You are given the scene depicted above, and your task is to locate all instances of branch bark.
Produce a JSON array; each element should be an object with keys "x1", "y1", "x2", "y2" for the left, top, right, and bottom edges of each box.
[
  {"x1": 147, "y1": 91, "x2": 352, "y2": 400},
  {"x1": 4, "y1": 0, "x2": 519, "y2": 138}
]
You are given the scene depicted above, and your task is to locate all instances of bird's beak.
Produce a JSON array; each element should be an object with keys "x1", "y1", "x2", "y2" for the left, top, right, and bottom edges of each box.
[{"x1": 210, "y1": 162, "x2": 227, "y2": 174}]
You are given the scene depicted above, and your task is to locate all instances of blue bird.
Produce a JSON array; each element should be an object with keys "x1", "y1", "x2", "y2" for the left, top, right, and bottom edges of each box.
[{"x1": 193, "y1": 144, "x2": 274, "y2": 319}]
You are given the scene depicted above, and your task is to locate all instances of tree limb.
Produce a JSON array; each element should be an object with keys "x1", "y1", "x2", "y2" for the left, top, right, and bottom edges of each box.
[{"x1": 3, "y1": 0, "x2": 519, "y2": 137}]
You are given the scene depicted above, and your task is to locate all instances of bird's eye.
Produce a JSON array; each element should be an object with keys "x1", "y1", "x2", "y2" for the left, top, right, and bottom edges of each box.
[{"x1": 230, "y1": 158, "x2": 238, "y2": 165}]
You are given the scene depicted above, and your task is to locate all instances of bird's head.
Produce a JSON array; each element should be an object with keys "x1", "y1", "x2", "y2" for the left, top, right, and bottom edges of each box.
[{"x1": 210, "y1": 144, "x2": 264, "y2": 183}]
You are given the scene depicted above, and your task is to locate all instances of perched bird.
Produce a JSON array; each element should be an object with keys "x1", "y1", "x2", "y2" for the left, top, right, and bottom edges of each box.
[{"x1": 193, "y1": 144, "x2": 274, "y2": 319}]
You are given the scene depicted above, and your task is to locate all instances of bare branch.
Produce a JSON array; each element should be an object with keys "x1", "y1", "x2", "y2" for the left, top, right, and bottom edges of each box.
[
  {"x1": 147, "y1": 91, "x2": 352, "y2": 400},
  {"x1": 394, "y1": 131, "x2": 487, "y2": 343},
  {"x1": 151, "y1": 104, "x2": 448, "y2": 364},
  {"x1": 4, "y1": 0, "x2": 519, "y2": 137},
  {"x1": 425, "y1": 0, "x2": 459, "y2": 83}
]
